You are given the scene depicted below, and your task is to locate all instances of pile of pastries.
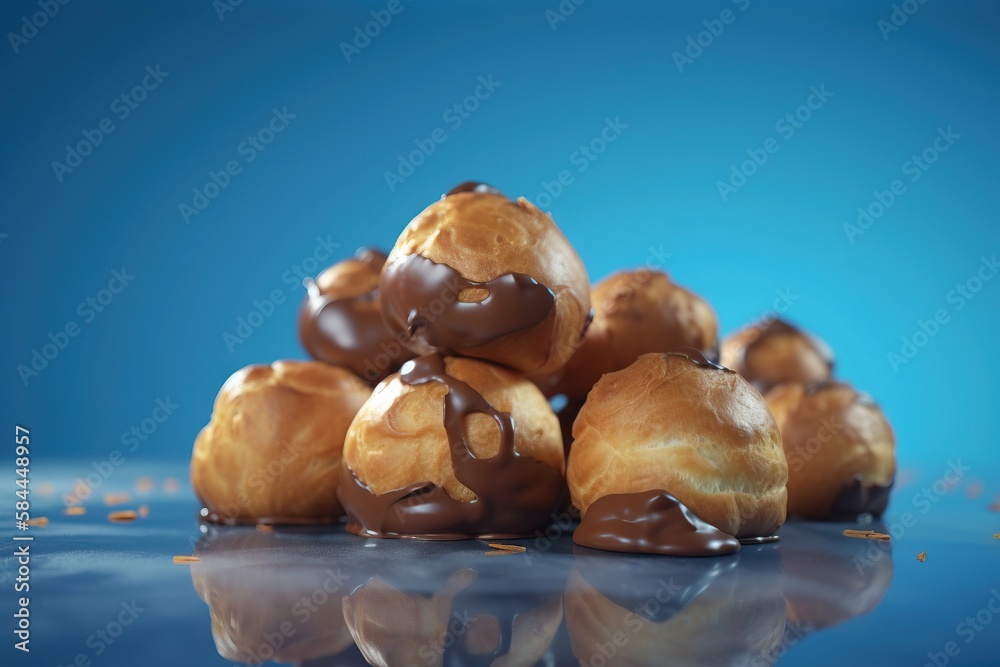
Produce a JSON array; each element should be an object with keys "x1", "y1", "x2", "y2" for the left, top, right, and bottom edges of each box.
[{"x1": 190, "y1": 182, "x2": 896, "y2": 556}]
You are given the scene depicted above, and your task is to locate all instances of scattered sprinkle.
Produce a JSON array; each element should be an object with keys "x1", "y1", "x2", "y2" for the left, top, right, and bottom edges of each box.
[
  {"x1": 484, "y1": 550, "x2": 515, "y2": 557},
  {"x1": 138, "y1": 505, "x2": 149, "y2": 518},
  {"x1": 104, "y1": 492, "x2": 132, "y2": 506},
  {"x1": 36, "y1": 482, "x2": 55, "y2": 497},
  {"x1": 994, "y1": 534, "x2": 999, "y2": 540},
  {"x1": 990, "y1": 496, "x2": 1000, "y2": 512},
  {"x1": 63, "y1": 507, "x2": 86, "y2": 516},
  {"x1": 27, "y1": 517, "x2": 49, "y2": 527},
  {"x1": 917, "y1": 551, "x2": 927, "y2": 562},
  {"x1": 255, "y1": 524, "x2": 273, "y2": 532},
  {"x1": 163, "y1": 478, "x2": 180, "y2": 493},
  {"x1": 135, "y1": 477, "x2": 156, "y2": 493},
  {"x1": 966, "y1": 481, "x2": 984, "y2": 499},
  {"x1": 108, "y1": 510, "x2": 138, "y2": 523},
  {"x1": 843, "y1": 529, "x2": 891, "y2": 541},
  {"x1": 486, "y1": 543, "x2": 526, "y2": 553},
  {"x1": 172, "y1": 555, "x2": 200, "y2": 565}
]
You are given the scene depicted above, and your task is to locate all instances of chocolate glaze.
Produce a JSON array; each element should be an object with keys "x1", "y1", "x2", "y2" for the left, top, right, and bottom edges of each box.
[
  {"x1": 339, "y1": 354, "x2": 564, "y2": 539},
  {"x1": 742, "y1": 318, "x2": 835, "y2": 391},
  {"x1": 380, "y1": 253, "x2": 555, "y2": 356},
  {"x1": 299, "y1": 248, "x2": 411, "y2": 383},
  {"x1": 573, "y1": 490, "x2": 741, "y2": 557},
  {"x1": 826, "y1": 475, "x2": 893, "y2": 519},
  {"x1": 664, "y1": 345, "x2": 736, "y2": 373},
  {"x1": 444, "y1": 181, "x2": 505, "y2": 198}
]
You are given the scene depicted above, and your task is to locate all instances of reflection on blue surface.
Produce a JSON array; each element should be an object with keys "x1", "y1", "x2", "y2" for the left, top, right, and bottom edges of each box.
[{"x1": 4, "y1": 467, "x2": 998, "y2": 666}]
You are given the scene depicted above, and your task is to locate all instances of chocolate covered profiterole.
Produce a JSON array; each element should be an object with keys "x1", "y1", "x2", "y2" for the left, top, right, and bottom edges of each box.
[
  {"x1": 568, "y1": 349, "x2": 788, "y2": 555},
  {"x1": 551, "y1": 268, "x2": 719, "y2": 401},
  {"x1": 299, "y1": 247, "x2": 414, "y2": 384},
  {"x1": 379, "y1": 182, "x2": 591, "y2": 376},
  {"x1": 339, "y1": 354, "x2": 565, "y2": 538},
  {"x1": 191, "y1": 361, "x2": 371, "y2": 524},
  {"x1": 765, "y1": 381, "x2": 896, "y2": 519},
  {"x1": 721, "y1": 318, "x2": 834, "y2": 394}
]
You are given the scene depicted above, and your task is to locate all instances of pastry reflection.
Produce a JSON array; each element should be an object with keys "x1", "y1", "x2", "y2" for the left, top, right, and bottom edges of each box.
[
  {"x1": 343, "y1": 541, "x2": 564, "y2": 666},
  {"x1": 564, "y1": 546, "x2": 787, "y2": 666},
  {"x1": 781, "y1": 522, "x2": 894, "y2": 631},
  {"x1": 189, "y1": 527, "x2": 363, "y2": 666}
]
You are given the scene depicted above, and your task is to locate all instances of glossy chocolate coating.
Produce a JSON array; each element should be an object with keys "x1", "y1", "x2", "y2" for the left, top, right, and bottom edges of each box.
[
  {"x1": 339, "y1": 354, "x2": 564, "y2": 539},
  {"x1": 380, "y1": 253, "x2": 555, "y2": 356},
  {"x1": 827, "y1": 476, "x2": 893, "y2": 519},
  {"x1": 444, "y1": 181, "x2": 505, "y2": 198},
  {"x1": 573, "y1": 490, "x2": 741, "y2": 557},
  {"x1": 299, "y1": 248, "x2": 411, "y2": 383}
]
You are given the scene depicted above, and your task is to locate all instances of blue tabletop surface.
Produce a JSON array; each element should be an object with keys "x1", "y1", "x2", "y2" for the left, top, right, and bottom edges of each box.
[{"x1": 2, "y1": 465, "x2": 997, "y2": 667}]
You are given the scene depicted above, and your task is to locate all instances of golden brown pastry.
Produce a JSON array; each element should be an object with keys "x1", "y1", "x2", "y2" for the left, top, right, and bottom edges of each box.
[
  {"x1": 567, "y1": 349, "x2": 788, "y2": 550},
  {"x1": 721, "y1": 318, "x2": 833, "y2": 394},
  {"x1": 379, "y1": 182, "x2": 591, "y2": 376},
  {"x1": 551, "y1": 269, "x2": 718, "y2": 401},
  {"x1": 189, "y1": 529, "x2": 356, "y2": 664},
  {"x1": 765, "y1": 381, "x2": 895, "y2": 519},
  {"x1": 190, "y1": 360, "x2": 371, "y2": 524},
  {"x1": 299, "y1": 247, "x2": 414, "y2": 384},
  {"x1": 339, "y1": 354, "x2": 565, "y2": 538}
]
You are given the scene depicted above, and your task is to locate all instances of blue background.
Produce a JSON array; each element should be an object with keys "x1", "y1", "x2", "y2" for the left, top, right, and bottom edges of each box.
[{"x1": 3, "y1": 1, "x2": 998, "y2": 484}]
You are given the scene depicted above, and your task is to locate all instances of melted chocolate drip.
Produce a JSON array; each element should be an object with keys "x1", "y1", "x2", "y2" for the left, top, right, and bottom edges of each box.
[
  {"x1": 380, "y1": 254, "x2": 556, "y2": 356},
  {"x1": 299, "y1": 248, "x2": 411, "y2": 383},
  {"x1": 339, "y1": 354, "x2": 564, "y2": 539},
  {"x1": 826, "y1": 476, "x2": 893, "y2": 519},
  {"x1": 574, "y1": 490, "x2": 741, "y2": 557},
  {"x1": 664, "y1": 346, "x2": 736, "y2": 373},
  {"x1": 444, "y1": 181, "x2": 505, "y2": 198}
]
